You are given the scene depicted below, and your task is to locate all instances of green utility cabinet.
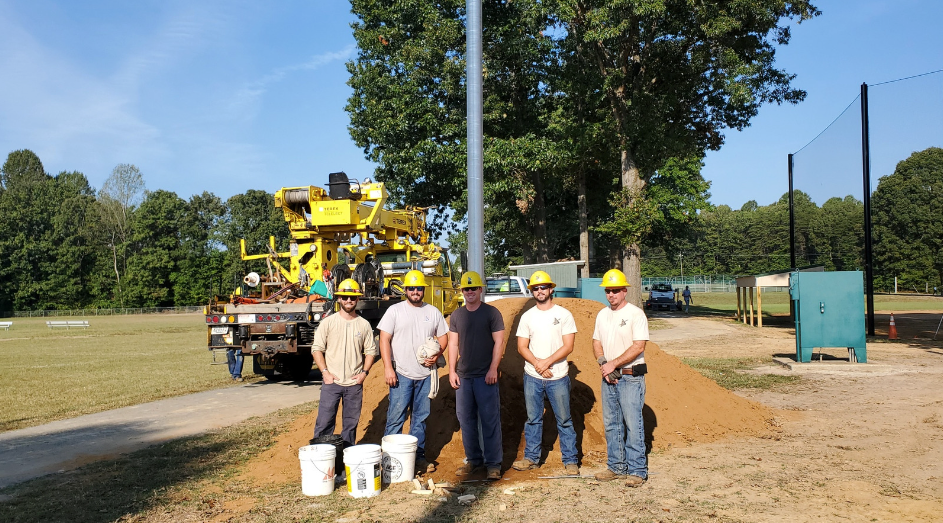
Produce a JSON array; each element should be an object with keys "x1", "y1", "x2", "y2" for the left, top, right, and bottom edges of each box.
[{"x1": 789, "y1": 271, "x2": 867, "y2": 363}]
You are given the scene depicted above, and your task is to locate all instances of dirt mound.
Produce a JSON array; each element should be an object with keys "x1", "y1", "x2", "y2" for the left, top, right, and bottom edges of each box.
[{"x1": 241, "y1": 298, "x2": 774, "y2": 483}]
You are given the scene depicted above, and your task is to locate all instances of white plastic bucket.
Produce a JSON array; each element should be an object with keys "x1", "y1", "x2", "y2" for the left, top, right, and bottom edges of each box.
[
  {"x1": 344, "y1": 444, "x2": 382, "y2": 498},
  {"x1": 381, "y1": 434, "x2": 418, "y2": 484},
  {"x1": 299, "y1": 444, "x2": 336, "y2": 497}
]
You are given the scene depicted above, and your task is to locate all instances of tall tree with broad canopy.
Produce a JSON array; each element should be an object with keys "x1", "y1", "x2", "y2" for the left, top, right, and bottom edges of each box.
[
  {"x1": 561, "y1": 0, "x2": 818, "y2": 304},
  {"x1": 872, "y1": 147, "x2": 943, "y2": 292},
  {"x1": 346, "y1": 0, "x2": 575, "y2": 264}
]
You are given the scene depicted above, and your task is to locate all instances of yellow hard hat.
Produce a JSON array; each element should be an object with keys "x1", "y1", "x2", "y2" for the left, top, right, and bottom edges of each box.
[
  {"x1": 335, "y1": 278, "x2": 363, "y2": 296},
  {"x1": 403, "y1": 270, "x2": 428, "y2": 287},
  {"x1": 528, "y1": 270, "x2": 556, "y2": 289},
  {"x1": 459, "y1": 271, "x2": 484, "y2": 289},
  {"x1": 599, "y1": 269, "x2": 630, "y2": 288}
]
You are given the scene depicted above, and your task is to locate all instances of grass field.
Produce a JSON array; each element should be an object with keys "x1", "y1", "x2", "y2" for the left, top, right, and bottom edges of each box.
[
  {"x1": 0, "y1": 314, "x2": 249, "y2": 432},
  {"x1": 688, "y1": 291, "x2": 943, "y2": 316},
  {"x1": 682, "y1": 357, "x2": 800, "y2": 390}
]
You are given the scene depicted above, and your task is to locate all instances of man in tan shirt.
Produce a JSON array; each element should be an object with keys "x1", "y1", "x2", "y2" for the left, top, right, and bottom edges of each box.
[{"x1": 312, "y1": 279, "x2": 378, "y2": 446}]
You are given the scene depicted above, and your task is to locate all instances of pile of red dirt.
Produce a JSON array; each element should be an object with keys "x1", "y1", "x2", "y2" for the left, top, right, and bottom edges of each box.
[{"x1": 240, "y1": 298, "x2": 775, "y2": 484}]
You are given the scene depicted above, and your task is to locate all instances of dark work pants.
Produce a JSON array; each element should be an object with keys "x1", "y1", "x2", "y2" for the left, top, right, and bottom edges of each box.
[
  {"x1": 313, "y1": 382, "x2": 363, "y2": 446},
  {"x1": 455, "y1": 376, "x2": 503, "y2": 468}
]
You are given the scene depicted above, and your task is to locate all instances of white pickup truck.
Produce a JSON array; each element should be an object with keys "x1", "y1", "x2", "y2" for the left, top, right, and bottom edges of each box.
[{"x1": 483, "y1": 275, "x2": 532, "y2": 302}]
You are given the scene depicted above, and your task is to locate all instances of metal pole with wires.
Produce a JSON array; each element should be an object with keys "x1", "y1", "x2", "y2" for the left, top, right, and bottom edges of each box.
[
  {"x1": 788, "y1": 153, "x2": 796, "y2": 270},
  {"x1": 466, "y1": 0, "x2": 484, "y2": 276},
  {"x1": 860, "y1": 82, "x2": 876, "y2": 336}
]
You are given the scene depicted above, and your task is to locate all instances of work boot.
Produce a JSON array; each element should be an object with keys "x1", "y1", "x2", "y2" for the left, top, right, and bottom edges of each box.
[
  {"x1": 512, "y1": 458, "x2": 538, "y2": 471},
  {"x1": 564, "y1": 464, "x2": 579, "y2": 476},
  {"x1": 625, "y1": 475, "x2": 647, "y2": 487},
  {"x1": 594, "y1": 469, "x2": 626, "y2": 482},
  {"x1": 486, "y1": 467, "x2": 502, "y2": 480},
  {"x1": 416, "y1": 458, "x2": 436, "y2": 474},
  {"x1": 455, "y1": 463, "x2": 482, "y2": 476}
]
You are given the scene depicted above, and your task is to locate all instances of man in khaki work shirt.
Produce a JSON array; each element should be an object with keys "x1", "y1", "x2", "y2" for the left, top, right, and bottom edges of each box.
[{"x1": 312, "y1": 279, "x2": 378, "y2": 446}]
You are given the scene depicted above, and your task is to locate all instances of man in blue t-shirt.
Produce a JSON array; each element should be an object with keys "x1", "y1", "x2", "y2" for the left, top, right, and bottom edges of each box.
[{"x1": 448, "y1": 271, "x2": 506, "y2": 480}]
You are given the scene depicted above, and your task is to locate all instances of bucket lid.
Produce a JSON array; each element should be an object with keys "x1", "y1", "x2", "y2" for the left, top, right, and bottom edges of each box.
[
  {"x1": 343, "y1": 444, "x2": 381, "y2": 459},
  {"x1": 381, "y1": 434, "x2": 419, "y2": 448},
  {"x1": 299, "y1": 444, "x2": 336, "y2": 458}
]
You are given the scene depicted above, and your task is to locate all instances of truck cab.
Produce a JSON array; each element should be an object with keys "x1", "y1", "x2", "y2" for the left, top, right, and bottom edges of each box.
[
  {"x1": 645, "y1": 283, "x2": 679, "y2": 311},
  {"x1": 483, "y1": 275, "x2": 532, "y2": 303}
]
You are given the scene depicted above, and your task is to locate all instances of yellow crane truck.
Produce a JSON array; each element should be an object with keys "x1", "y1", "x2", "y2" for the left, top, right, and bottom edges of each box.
[{"x1": 204, "y1": 172, "x2": 461, "y2": 381}]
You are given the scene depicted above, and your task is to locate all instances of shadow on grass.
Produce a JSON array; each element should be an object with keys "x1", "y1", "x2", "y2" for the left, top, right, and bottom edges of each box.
[{"x1": 0, "y1": 404, "x2": 312, "y2": 523}]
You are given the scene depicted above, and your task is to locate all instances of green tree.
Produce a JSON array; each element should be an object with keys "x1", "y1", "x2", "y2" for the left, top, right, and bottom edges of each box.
[
  {"x1": 0, "y1": 150, "x2": 53, "y2": 310},
  {"x1": 173, "y1": 192, "x2": 227, "y2": 305},
  {"x1": 873, "y1": 147, "x2": 943, "y2": 292},
  {"x1": 347, "y1": 0, "x2": 571, "y2": 265},
  {"x1": 98, "y1": 164, "x2": 146, "y2": 307},
  {"x1": 559, "y1": 0, "x2": 818, "y2": 304},
  {"x1": 124, "y1": 190, "x2": 186, "y2": 307}
]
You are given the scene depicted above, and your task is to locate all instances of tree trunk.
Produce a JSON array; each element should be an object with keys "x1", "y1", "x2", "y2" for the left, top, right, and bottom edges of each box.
[
  {"x1": 531, "y1": 169, "x2": 549, "y2": 262},
  {"x1": 577, "y1": 167, "x2": 590, "y2": 278},
  {"x1": 621, "y1": 148, "x2": 645, "y2": 307}
]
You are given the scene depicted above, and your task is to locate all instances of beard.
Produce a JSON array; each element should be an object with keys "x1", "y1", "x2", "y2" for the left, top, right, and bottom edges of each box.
[
  {"x1": 406, "y1": 292, "x2": 425, "y2": 305},
  {"x1": 534, "y1": 292, "x2": 552, "y2": 305},
  {"x1": 340, "y1": 298, "x2": 358, "y2": 314}
]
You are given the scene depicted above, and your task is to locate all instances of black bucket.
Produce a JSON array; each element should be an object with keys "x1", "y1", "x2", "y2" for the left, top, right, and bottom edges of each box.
[{"x1": 310, "y1": 434, "x2": 348, "y2": 477}]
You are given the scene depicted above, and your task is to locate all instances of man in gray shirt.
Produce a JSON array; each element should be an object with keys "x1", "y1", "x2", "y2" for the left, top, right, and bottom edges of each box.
[{"x1": 378, "y1": 270, "x2": 449, "y2": 473}]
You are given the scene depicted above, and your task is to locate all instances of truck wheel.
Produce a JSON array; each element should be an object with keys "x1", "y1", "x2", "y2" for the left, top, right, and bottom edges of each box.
[
  {"x1": 288, "y1": 353, "x2": 314, "y2": 382},
  {"x1": 253, "y1": 354, "x2": 283, "y2": 381}
]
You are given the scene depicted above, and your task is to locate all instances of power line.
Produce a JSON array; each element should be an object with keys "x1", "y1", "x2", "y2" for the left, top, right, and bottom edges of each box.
[{"x1": 871, "y1": 68, "x2": 943, "y2": 87}]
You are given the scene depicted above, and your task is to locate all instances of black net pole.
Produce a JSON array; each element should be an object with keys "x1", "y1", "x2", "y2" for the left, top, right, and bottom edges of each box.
[
  {"x1": 788, "y1": 153, "x2": 796, "y2": 270},
  {"x1": 860, "y1": 82, "x2": 876, "y2": 336}
]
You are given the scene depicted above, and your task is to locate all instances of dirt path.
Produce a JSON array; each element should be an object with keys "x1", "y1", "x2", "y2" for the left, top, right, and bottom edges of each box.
[
  {"x1": 0, "y1": 380, "x2": 320, "y2": 488},
  {"x1": 261, "y1": 314, "x2": 943, "y2": 523}
]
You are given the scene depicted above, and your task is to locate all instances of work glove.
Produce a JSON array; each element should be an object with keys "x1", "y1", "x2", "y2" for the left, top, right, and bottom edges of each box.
[{"x1": 597, "y1": 356, "x2": 621, "y2": 382}]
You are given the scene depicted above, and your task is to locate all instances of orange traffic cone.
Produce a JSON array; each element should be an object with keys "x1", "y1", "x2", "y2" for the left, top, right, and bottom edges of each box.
[{"x1": 888, "y1": 313, "x2": 898, "y2": 340}]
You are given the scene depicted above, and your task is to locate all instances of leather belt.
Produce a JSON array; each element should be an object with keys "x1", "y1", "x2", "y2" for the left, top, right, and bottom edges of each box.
[{"x1": 620, "y1": 368, "x2": 635, "y2": 375}]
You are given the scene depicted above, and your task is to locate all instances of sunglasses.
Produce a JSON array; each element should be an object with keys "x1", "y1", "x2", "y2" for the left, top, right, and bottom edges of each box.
[
  {"x1": 462, "y1": 286, "x2": 481, "y2": 292},
  {"x1": 604, "y1": 288, "x2": 626, "y2": 294},
  {"x1": 338, "y1": 295, "x2": 358, "y2": 301},
  {"x1": 405, "y1": 286, "x2": 424, "y2": 292},
  {"x1": 532, "y1": 285, "x2": 552, "y2": 291}
]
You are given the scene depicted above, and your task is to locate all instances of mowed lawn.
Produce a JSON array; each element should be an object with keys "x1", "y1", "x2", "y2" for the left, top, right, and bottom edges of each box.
[
  {"x1": 690, "y1": 291, "x2": 943, "y2": 316},
  {"x1": 0, "y1": 314, "x2": 244, "y2": 432}
]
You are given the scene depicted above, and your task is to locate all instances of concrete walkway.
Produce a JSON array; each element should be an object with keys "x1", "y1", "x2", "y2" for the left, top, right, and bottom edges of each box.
[{"x1": 0, "y1": 380, "x2": 320, "y2": 489}]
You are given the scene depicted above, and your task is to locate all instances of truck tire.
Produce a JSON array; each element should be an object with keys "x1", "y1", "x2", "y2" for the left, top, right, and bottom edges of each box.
[
  {"x1": 253, "y1": 354, "x2": 285, "y2": 381},
  {"x1": 288, "y1": 353, "x2": 314, "y2": 382}
]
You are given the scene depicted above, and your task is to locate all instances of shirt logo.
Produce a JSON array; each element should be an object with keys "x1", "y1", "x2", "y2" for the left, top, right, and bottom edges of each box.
[
  {"x1": 553, "y1": 317, "x2": 560, "y2": 325},
  {"x1": 620, "y1": 319, "x2": 628, "y2": 327}
]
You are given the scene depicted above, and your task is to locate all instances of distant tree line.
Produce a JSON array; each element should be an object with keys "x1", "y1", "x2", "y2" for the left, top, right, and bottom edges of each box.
[
  {"x1": 0, "y1": 149, "x2": 288, "y2": 312},
  {"x1": 1, "y1": 145, "x2": 940, "y2": 312},
  {"x1": 642, "y1": 147, "x2": 943, "y2": 294}
]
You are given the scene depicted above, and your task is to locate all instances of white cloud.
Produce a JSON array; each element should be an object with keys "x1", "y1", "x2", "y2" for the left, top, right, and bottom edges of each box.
[{"x1": 228, "y1": 45, "x2": 355, "y2": 118}]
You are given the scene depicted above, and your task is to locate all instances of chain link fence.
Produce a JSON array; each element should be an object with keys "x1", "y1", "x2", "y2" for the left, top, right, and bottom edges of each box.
[{"x1": 1, "y1": 306, "x2": 204, "y2": 319}]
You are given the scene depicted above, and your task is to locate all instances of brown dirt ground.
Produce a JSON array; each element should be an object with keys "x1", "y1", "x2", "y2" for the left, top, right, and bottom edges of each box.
[
  {"x1": 240, "y1": 298, "x2": 775, "y2": 487},
  {"x1": 228, "y1": 302, "x2": 943, "y2": 522}
]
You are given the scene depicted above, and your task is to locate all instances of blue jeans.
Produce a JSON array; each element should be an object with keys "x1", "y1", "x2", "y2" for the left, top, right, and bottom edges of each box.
[
  {"x1": 384, "y1": 372, "x2": 432, "y2": 460},
  {"x1": 601, "y1": 375, "x2": 647, "y2": 478},
  {"x1": 226, "y1": 349, "x2": 243, "y2": 379},
  {"x1": 455, "y1": 376, "x2": 503, "y2": 468},
  {"x1": 523, "y1": 374, "x2": 578, "y2": 465}
]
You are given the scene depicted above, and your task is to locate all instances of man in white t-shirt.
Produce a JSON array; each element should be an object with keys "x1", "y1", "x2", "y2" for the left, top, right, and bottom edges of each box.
[
  {"x1": 378, "y1": 270, "x2": 448, "y2": 474},
  {"x1": 592, "y1": 268, "x2": 650, "y2": 486},
  {"x1": 511, "y1": 271, "x2": 579, "y2": 475}
]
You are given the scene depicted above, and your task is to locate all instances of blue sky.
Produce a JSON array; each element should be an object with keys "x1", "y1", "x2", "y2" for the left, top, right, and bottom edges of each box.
[{"x1": 1, "y1": 1, "x2": 941, "y2": 209}]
